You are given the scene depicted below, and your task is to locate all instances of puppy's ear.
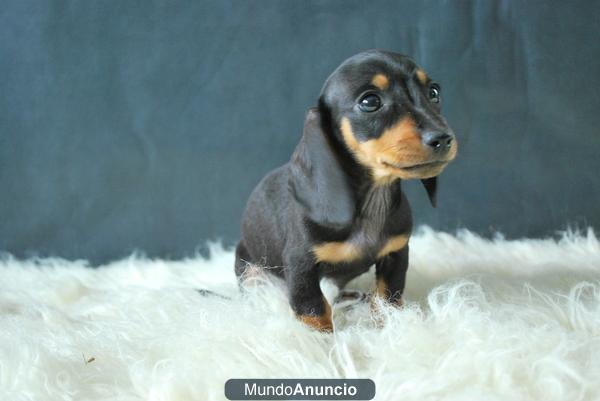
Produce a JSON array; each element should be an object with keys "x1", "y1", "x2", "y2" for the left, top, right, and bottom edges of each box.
[
  {"x1": 421, "y1": 177, "x2": 437, "y2": 208},
  {"x1": 288, "y1": 107, "x2": 355, "y2": 228}
]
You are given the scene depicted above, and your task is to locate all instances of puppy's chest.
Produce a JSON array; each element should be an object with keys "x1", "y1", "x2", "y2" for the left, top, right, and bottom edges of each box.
[{"x1": 311, "y1": 186, "x2": 410, "y2": 264}]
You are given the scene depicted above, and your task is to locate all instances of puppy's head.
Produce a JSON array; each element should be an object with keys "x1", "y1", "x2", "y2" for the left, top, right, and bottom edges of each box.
[{"x1": 320, "y1": 50, "x2": 457, "y2": 186}]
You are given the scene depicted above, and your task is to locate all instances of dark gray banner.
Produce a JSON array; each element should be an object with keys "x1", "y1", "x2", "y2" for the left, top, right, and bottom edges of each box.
[{"x1": 224, "y1": 379, "x2": 375, "y2": 400}]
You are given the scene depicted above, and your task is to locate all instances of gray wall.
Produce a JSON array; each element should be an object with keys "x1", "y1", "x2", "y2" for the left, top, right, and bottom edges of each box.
[{"x1": 1, "y1": 1, "x2": 599, "y2": 263}]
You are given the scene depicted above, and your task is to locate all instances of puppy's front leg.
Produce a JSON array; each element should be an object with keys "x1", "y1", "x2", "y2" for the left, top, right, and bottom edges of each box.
[
  {"x1": 285, "y1": 253, "x2": 333, "y2": 332},
  {"x1": 374, "y1": 245, "x2": 409, "y2": 305}
]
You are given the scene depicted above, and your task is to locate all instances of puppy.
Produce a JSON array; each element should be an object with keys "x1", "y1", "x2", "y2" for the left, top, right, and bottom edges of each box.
[{"x1": 235, "y1": 50, "x2": 457, "y2": 332}]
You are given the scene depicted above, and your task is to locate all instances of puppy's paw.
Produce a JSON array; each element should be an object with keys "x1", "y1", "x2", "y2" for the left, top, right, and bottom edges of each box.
[
  {"x1": 334, "y1": 289, "x2": 368, "y2": 310},
  {"x1": 297, "y1": 300, "x2": 333, "y2": 333},
  {"x1": 299, "y1": 314, "x2": 334, "y2": 332},
  {"x1": 369, "y1": 293, "x2": 404, "y2": 328}
]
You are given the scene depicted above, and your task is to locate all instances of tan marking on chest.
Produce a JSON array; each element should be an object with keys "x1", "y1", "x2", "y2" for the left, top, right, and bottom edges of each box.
[
  {"x1": 371, "y1": 73, "x2": 390, "y2": 90},
  {"x1": 377, "y1": 234, "x2": 409, "y2": 258},
  {"x1": 312, "y1": 241, "x2": 362, "y2": 263}
]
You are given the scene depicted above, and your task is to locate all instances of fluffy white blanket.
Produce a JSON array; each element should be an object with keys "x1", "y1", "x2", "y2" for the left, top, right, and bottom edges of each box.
[{"x1": 1, "y1": 227, "x2": 599, "y2": 401}]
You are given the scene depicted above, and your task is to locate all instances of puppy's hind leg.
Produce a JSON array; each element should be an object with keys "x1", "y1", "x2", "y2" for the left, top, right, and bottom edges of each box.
[{"x1": 234, "y1": 240, "x2": 253, "y2": 283}]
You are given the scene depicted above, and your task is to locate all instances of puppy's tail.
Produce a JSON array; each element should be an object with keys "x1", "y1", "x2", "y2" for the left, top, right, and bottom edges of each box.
[{"x1": 196, "y1": 288, "x2": 231, "y2": 300}]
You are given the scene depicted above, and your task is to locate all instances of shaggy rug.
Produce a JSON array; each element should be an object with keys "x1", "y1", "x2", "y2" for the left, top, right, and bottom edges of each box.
[{"x1": 1, "y1": 227, "x2": 600, "y2": 401}]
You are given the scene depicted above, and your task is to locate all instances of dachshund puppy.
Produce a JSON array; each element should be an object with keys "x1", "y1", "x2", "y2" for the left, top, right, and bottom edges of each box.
[{"x1": 235, "y1": 50, "x2": 457, "y2": 332}]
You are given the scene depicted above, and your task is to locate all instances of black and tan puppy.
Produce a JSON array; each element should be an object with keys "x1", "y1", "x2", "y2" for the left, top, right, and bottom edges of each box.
[{"x1": 235, "y1": 50, "x2": 457, "y2": 332}]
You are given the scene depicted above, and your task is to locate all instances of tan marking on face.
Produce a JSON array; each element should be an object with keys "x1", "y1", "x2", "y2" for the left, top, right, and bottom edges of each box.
[
  {"x1": 340, "y1": 117, "x2": 457, "y2": 184},
  {"x1": 341, "y1": 116, "x2": 432, "y2": 183},
  {"x1": 447, "y1": 139, "x2": 458, "y2": 161},
  {"x1": 416, "y1": 69, "x2": 428, "y2": 84},
  {"x1": 377, "y1": 234, "x2": 409, "y2": 258},
  {"x1": 312, "y1": 241, "x2": 362, "y2": 264},
  {"x1": 371, "y1": 74, "x2": 390, "y2": 90},
  {"x1": 298, "y1": 298, "x2": 333, "y2": 332}
]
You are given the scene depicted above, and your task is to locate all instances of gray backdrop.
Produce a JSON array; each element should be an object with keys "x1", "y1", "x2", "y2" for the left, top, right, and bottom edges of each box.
[{"x1": 1, "y1": 1, "x2": 599, "y2": 263}]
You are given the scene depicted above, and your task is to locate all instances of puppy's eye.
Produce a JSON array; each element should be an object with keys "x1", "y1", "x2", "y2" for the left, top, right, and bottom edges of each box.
[
  {"x1": 358, "y1": 94, "x2": 382, "y2": 112},
  {"x1": 429, "y1": 84, "x2": 441, "y2": 104}
]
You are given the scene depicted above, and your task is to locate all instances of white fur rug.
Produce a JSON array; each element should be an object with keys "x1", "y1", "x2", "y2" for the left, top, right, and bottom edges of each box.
[{"x1": 1, "y1": 227, "x2": 600, "y2": 401}]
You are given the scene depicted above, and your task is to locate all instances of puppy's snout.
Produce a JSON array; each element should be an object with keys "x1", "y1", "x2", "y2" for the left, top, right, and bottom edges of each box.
[{"x1": 422, "y1": 131, "x2": 453, "y2": 153}]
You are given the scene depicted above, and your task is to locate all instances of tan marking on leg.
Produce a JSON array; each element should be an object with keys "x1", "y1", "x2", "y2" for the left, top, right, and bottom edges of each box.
[
  {"x1": 312, "y1": 241, "x2": 362, "y2": 263},
  {"x1": 298, "y1": 298, "x2": 333, "y2": 332},
  {"x1": 371, "y1": 73, "x2": 390, "y2": 90},
  {"x1": 377, "y1": 234, "x2": 409, "y2": 258},
  {"x1": 376, "y1": 277, "x2": 388, "y2": 298},
  {"x1": 416, "y1": 69, "x2": 428, "y2": 84},
  {"x1": 370, "y1": 282, "x2": 386, "y2": 328},
  {"x1": 374, "y1": 278, "x2": 404, "y2": 307}
]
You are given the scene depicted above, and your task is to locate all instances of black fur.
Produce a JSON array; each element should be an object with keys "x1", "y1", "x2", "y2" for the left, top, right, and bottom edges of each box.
[{"x1": 235, "y1": 50, "x2": 456, "y2": 328}]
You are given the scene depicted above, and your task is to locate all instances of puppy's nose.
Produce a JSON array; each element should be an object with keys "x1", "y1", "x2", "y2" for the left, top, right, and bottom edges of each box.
[{"x1": 422, "y1": 131, "x2": 453, "y2": 152}]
